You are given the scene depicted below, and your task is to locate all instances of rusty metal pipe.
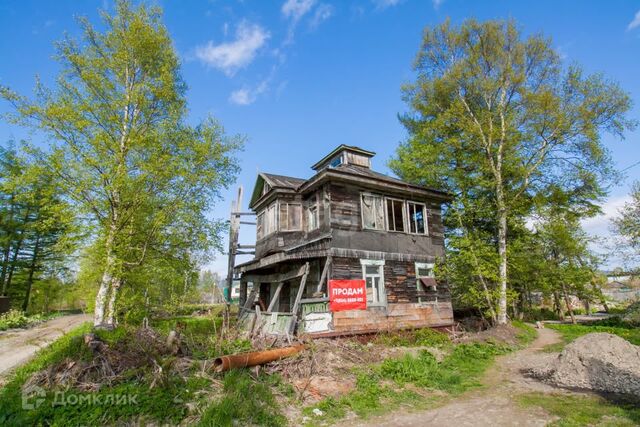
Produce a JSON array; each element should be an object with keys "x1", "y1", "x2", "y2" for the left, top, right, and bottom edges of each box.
[{"x1": 213, "y1": 344, "x2": 305, "y2": 372}]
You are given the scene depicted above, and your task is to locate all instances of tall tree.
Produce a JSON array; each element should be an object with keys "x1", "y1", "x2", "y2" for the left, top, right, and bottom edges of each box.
[
  {"x1": 392, "y1": 19, "x2": 635, "y2": 323},
  {"x1": 1, "y1": 1, "x2": 241, "y2": 326},
  {"x1": 612, "y1": 181, "x2": 640, "y2": 269}
]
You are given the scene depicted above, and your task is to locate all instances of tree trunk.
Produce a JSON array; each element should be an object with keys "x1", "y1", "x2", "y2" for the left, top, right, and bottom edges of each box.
[
  {"x1": 104, "y1": 277, "x2": 121, "y2": 327},
  {"x1": 496, "y1": 199, "x2": 508, "y2": 324},
  {"x1": 0, "y1": 193, "x2": 16, "y2": 295},
  {"x1": 561, "y1": 282, "x2": 576, "y2": 324},
  {"x1": 22, "y1": 235, "x2": 40, "y2": 312},
  {"x1": 94, "y1": 221, "x2": 117, "y2": 327},
  {"x1": 553, "y1": 291, "x2": 564, "y2": 320}
]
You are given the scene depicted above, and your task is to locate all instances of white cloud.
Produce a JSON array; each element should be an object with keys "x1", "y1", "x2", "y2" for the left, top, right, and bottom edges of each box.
[
  {"x1": 582, "y1": 195, "x2": 632, "y2": 237},
  {"x1": 229, "y1": 74, "x2": 272, "y2": 106},
  {"x1": 628, "y1": 10, "x2": 640, "y2": 31},
  {"x1": 195, "y1": 21, "x2": 270, "y2": 76},
  {"x1": 282, "y1": 0, "x2": 317, "y2": 23},
  {"x1": 309, "y1": 3, "x2": 334, "y2": 30},
  {"x1": 373, "y1": 0, "x2": 402, "y2": 9}
]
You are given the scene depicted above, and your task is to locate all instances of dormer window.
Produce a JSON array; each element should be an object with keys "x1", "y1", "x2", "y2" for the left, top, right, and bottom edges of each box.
[{"x1": 329, "y1": 155, "x2": 343, "y2": 168}]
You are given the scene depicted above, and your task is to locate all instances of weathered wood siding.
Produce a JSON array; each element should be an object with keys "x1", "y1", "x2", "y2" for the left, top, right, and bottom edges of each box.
[
  {"x1": 329, "y1": 256, "x2": 453, "y2": 333},
  {"x1": 329, "y1": 183, "x2": 445, "y2": 258}
]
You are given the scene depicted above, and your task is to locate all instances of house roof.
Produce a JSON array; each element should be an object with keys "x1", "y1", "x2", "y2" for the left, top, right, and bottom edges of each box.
[
  {"x1": 262, "y1": 173, "x2": 306, "y2": 189},
  {"x1": 311, "y1": 144, "x2": 376, "y2": 170}
]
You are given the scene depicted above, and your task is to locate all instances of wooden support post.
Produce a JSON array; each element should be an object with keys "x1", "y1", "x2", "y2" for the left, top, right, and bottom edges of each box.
[
  {"x1": 226, "y1": 186, "x2": 243, "y2": 303},
  {"x1": 315, "y1": 255, "x2": 332, "y2": 296},
  {"x1": 239, "y1": 279, "x2": 248, "y2": 308},
  {"x1": 266, "y1": 282, "x2": 284, "y2": 313},
  {"x1": 289, "y1": 262, "x2": 310, "y2": 335}
]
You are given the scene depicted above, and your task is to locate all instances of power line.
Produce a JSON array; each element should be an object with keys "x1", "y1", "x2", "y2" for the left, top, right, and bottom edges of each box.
[{"x1": 621, "y1": 159, "x2": 640, "y2": 173}]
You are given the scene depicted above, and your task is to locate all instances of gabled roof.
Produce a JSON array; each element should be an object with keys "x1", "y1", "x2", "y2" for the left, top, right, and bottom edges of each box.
[
  {"x1": 249, "y1": 172, "x2": 306, "y2": 208},
  {"x1": 311, "y1": 144, "x2": 376, "y2": 171}
]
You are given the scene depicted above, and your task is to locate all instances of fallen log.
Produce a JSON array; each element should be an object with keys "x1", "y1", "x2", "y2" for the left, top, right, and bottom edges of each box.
[{"x1": 213, "y1": 344, "x2": 305, "y2": 372}]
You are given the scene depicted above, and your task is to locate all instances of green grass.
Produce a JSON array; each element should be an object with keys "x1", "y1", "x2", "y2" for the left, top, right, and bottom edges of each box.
[
  {"x1": 198, "y1": 369, "x2": 287, "y2": 427},
  {"x1": 512, "y1": 321, "x2": 537, "y2": 346},
  {"x1": 0, "y1": 310, "x2": 65, "y2": 331},
  {"x1": 373, "y1": 327, "x2": 451, "y2": 348},
  {"x1": 0, "y1": 321, "x2": 218, "y2": 426},
  {"x1": 518, "y1": 393, "x2": 640, "y2": 426},
  {"x1": 544, "y1": 321, "x2": 640, "y2": 352}
]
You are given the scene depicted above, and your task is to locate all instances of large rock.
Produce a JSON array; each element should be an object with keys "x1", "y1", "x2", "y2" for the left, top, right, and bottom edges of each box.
[{"x1": 535, "y1": 333, "x2": 640, "y2": 397}]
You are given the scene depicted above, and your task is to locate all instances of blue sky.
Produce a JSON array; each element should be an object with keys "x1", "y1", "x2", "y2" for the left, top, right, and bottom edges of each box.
[{"x1": 1, "y1": 0, "x2": 639, "y2": 275}]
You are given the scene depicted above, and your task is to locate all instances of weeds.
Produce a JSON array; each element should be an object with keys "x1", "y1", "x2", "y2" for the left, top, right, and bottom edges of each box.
[
  {"x1": 0, "y1": 309, "x2": 63, "y2": 331},
  {"x1": 517, "y1": 392, "x2": 640, "y2": 426},
  {"x1": 374, "y1": 327, "x2": 451, "y2": 348},
  {"x1": 198, "y1": 369, "x2": 287, "y2": 427}
]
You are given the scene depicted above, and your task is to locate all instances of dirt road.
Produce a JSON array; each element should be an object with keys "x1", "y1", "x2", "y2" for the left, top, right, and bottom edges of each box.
[
  {"x1": 0, "y1": 314, "x2": 90, "y2": 378},
  {"x1": 346, "y1": 327, "x2": 581, "y2": 427}
]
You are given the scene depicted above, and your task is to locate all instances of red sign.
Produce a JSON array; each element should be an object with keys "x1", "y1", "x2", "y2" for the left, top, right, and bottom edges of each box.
[{"x1": 329, "y1": 280, "x2": 367, "y2": 312}]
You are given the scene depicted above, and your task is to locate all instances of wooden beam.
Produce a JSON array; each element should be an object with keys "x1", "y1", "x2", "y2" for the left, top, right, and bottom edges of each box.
[
  {"x1": 289, "y1": 262, "x2": 310, "y2": 334},
  {"x1": 226, "y1": 186, "x2": 243, "y2": 302},
  {"x1": 266, "y1": 282, "x2": 284, "y2": 313},
  {"x1": 242, "y1": 264, "x2": 308, "y2": 284},
  {"x1": 315, "y1": 255, "x2": 332, "y2": 295}
]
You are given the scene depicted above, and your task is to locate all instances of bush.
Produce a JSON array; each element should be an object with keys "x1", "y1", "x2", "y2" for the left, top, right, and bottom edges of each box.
[{"x1": 0, "y1": 310, "x2": 52, "y2": 331}]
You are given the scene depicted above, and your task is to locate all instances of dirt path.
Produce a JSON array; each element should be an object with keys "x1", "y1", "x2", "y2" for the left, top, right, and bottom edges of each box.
[
  {"x1": 346, "y1": 327, "x2": 577, "y2": 427},
  {"x1": 0, "y1": 314, "x2": 90, "y2": 379}
]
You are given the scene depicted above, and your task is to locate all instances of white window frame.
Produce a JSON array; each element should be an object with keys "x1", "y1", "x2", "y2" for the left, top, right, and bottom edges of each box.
[
  {"x1": 307, "y1": 204, "x2": 319, "y2": 232},
  {"x1": 361, "y1": 193, "x2": 385, "y2": 231},
  {"x1": 385, "y1": 197, "x2": 407, "y2": 233},
  {"x1": 360, "y1": 259, "x2": 386, "y2": 306},
  {"x1": 415, "y1": 262, "x2": 436, "y2": 304},
  {"x1": 279, "y1": 202, "x2": 302, "y2": 232},
  {"x1": 407, "y1": 201, "x2": 428, "y2": 235},
  {"x1": 264, "y1": 203, "x2": 277, "y2": 236}
]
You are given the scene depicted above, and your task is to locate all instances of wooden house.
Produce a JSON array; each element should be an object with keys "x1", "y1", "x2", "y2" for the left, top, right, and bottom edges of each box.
[{"x1": 234, "y1": 145, "x2": 454, "y2": 337}]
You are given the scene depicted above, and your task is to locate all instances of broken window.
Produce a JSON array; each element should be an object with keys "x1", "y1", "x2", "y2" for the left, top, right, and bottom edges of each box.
[
  {"x1": 308, "y1": 204, "x2": 318, "y2": 231},
  {"x1": 386, "y1": 198, "x2": 406, "y2": 232},
  {"x1": 407, "y1": 201, "x2": 427, "y2": 234},
  {"x1": 416, "y1": 262, "x2": 436, "y2": 303},
  {"x1": 263, "y1": 203, "x2": 277, "y2": 236},
  {"x1": 361, "y1": 193, "x2": 385, "y2": 230},
  {"x1": 361, "y1": 259, "x2": 385, "y2": 305},
  {"x1": 279, "y1": 202, "x2": 302, "y2": 231}
]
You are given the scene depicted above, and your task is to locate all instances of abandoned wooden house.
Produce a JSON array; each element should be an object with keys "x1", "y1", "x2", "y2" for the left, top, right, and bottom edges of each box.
[{"x1": 234, "y1": 145, "x2": 454, "y2": 337}]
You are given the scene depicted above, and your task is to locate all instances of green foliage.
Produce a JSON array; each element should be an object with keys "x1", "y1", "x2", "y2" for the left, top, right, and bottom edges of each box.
[
  {"x1": 379, "y1": 343, "x2": 509, "y2": 394},
  {"x1": 0, "y1": 309, "x2": 63, "y2": 331},
  {"x1": 391, "y1": 18, "x2": 635, "y2": 323},
  {"x1": 518, "y1": 393, "x2": 640, "y2": 427},
  {"x1": 198, "y1": 369, "x2": 287, "y2": 427},
  {"x1": 612, "y1": 182, "x2": 640, "y2": 266},
  {"x1": 374, "y1": 327, "x2": 451, "y2": 348},
  {"x1": 511, "y1": 320, "x2": 537, "y2": 346}
]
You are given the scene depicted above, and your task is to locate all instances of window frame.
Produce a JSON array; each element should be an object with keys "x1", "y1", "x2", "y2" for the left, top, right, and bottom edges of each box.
[
  {"x1": 360, "y1": 259, "x2": 386, "y2": 307},
  {"x1": 360, "y1": 192, "x2": 385, "y2": 231},
  {"x1": 279, "y1": 201, "x2": 302, "y2": 232},
  {"x1": 307, "y1": 204, "x2": 319, "y2": 232},
  {"x1": 407, "y1": 201, "x2": 428, "y2": 235},
  {"x1": 415, "y1": 262, "x2": 436, "y2": 304},
  {"x1": 385, "y1": 197, "x2": 407, "y2": 233}
]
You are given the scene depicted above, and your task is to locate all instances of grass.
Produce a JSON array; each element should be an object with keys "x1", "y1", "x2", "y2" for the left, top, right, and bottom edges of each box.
[
  {"x1": 512, "y1": 320, "x2": 537, "y2": 347},
  {"x1": 0, "y1": 309, "x2": 65, "y2": 331},
  {"x1": 544, "y1": 320, "x2": 640, "y2": 352},
  {"x1": 198, "y1": 369, "x2": 287, "y2": 427},
  {"x1": 373, "y1": 327, "x2": 451, "y2": 348},
  {"x1": 0, "y1": 322, "x2": 217, "y2": 426},
  {"x1": 518, "y1": 393, "x2": 640, "y2": 427}
]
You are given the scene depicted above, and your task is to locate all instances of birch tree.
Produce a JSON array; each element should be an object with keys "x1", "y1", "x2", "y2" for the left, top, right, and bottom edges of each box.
[
  {"x1": 1, "y1": 1, "x2": 241, "y2": 326},
  {"x1": 392, "y1": 20, "x2": 634, "y2": 324}
]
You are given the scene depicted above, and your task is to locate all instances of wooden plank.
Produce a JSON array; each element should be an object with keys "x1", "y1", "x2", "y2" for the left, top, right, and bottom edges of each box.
[
  {"x1": 242, "y1": 264, "x2": 308, "y2": 284},
  {"x1": 289, "y1": 262, "x2": 310, "y2": 334},
  {"x1": 226, "y1": 186, "x2": 243, "y2": 302},
  {"x1": 315, "y1": 255, "x2": 332, "y2": 295},
  {"x1": 266, "y1": 282, "x2": 284, "y2": 313}
]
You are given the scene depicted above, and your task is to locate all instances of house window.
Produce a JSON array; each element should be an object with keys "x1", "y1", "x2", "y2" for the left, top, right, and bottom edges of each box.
[
  {"x1": 385, "y1": 198, "x2": 406, "y2": 232},
  {"x1": 262, "y1": 182, "x2": 271, "y2": 196},
  {"x1": 361, "y1": 193, "x2": 385, "y2": 230},
  {"x1": 415, "y1": 262, "x2": 436, "y2": 303},
  {"x1": 407, "y1": 202, "x2": 427, "y2": 234},
  {"x1": 264, "y1": 203, "x2": 277, "y2": 236},
  {"x1": 279, "y1": 202, "x2": 302, "y2": 231},
  {"x1": 329, "y1": 154, "x2": 343, "y2": 168},
  {"x1": 308, "y1": 205, "x2": 318, "y2": 231},
  {"x1": 360, "y1": 259, "x2": 385, "y2": 305}
]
